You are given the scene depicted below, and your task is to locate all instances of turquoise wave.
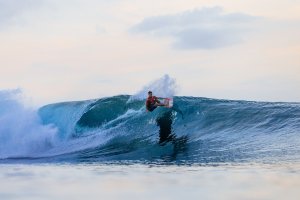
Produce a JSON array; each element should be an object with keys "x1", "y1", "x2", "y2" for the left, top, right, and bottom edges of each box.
[{"x1": 35, "y1": 95, "x2": 300, "y2": 164}]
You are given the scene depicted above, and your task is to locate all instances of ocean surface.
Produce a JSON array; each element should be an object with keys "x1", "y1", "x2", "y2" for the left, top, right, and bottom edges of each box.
[{"x1": 1, "y1": 89, "x2": 300, "y2": 199}]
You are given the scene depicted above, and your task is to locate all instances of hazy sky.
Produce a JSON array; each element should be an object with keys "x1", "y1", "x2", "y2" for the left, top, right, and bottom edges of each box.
[{"x1": 0, "y1": 0, "x2": 299, "y2": 104}]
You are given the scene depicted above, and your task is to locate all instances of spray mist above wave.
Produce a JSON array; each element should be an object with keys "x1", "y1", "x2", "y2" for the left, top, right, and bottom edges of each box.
[{"x1": 128, "y1": 74, "x2": 178, "y2": 102}]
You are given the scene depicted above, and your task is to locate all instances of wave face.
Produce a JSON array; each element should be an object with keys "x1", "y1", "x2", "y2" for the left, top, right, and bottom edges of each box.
[{"x1": 1, "y1": 92, "x2": 300, "y2": 164}]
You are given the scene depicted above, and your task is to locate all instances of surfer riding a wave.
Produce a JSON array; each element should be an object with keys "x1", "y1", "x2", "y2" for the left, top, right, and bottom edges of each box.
[{"x1": 146, "y1": 91, "x2": 168, "y2": 112}]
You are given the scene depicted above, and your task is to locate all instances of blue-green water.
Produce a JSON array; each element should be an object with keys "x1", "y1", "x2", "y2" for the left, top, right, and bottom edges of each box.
[{"x1": 2, "y1": 94, "x2": 300, "y2": 164}]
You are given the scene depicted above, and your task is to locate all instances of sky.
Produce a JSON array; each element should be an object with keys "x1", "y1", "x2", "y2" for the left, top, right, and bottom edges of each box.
[{"x1": 0, "y1": 0, "x2": 299, "y2": 105}]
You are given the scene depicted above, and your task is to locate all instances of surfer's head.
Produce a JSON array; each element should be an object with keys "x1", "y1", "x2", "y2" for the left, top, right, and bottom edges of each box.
[{"x1": 148, "y1": 91, "x2": 152, "y2": 97}]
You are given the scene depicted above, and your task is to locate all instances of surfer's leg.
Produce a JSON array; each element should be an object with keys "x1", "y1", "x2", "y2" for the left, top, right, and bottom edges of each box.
[{"x1": 148, "y1": 105, "x2": 157, "y2": 112}]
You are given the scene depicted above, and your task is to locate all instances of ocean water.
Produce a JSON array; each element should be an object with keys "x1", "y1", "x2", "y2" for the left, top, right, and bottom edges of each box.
[
  {"x1": 1, "y1": 87, "x2": 300, "y2": 199},
  {"x1": 1, "y1": 163, "x2": 300, "y2": 200}
]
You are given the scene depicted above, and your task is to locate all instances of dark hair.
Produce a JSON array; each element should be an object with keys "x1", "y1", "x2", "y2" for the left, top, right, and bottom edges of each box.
[{"x1": 148, "y1": 91, "x2": 152, "y2": 94}]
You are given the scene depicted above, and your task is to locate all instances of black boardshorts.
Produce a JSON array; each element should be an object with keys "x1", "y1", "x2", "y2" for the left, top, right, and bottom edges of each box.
[{"x1": 148, "y1": 105, "x2": 157, "y2": 112}]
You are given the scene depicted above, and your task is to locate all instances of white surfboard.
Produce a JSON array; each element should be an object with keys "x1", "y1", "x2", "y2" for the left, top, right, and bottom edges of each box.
[{"x1": 164, "y1": 98, "x2": 173, "y2": 108}]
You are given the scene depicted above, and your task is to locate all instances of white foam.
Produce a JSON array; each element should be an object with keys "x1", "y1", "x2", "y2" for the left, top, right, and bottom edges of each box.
[{"x1": 0, "y1": 89, "x2": 59, "y2": 158}]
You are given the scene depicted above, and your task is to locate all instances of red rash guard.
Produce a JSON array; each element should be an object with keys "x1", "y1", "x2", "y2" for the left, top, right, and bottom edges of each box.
[{"x1": 146, "y1": 96, "x2": 158, "y2": 108}]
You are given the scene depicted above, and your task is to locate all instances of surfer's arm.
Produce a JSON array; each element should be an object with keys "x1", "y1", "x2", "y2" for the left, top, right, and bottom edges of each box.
[
  {"x1": 155, "y1": 97, "x2": 161, "y2": 103},
  {"x1": 155, "y1": 97, "x2": 167, "y2": 103}
]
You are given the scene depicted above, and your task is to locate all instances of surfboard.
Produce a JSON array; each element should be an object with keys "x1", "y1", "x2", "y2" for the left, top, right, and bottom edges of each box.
[{"x1": 164, "y1": 98, "x2": 173, "y2": 108}]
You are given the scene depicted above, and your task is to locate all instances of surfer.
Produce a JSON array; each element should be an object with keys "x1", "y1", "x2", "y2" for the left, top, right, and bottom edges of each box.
[{"x1": 146, "y1": 91, "x2": 167, "y2": 112}]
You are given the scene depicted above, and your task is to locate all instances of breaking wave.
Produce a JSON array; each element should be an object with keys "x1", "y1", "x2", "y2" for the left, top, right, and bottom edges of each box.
[{"x1": 1, "y1": 90, "x2": 300, "y2": 164}]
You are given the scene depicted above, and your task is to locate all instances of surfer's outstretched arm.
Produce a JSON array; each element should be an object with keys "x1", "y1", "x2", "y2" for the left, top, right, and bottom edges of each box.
[{"x1": 155, "y1": 102, "x2": 166, "y2": 107}]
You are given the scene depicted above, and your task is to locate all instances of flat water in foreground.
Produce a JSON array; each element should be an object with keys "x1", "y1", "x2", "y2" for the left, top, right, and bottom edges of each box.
[{"x1": 1, "y1": 163, "x2": 300, "y2": 200}]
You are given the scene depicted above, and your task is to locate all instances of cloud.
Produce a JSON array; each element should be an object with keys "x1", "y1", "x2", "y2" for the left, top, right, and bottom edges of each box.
[
  {"x1": 0, "y1": 0, "x2": 43, "y2": 29},
  {"x1": 131, "y1": 7, "x2": 260, "y2": 49}
]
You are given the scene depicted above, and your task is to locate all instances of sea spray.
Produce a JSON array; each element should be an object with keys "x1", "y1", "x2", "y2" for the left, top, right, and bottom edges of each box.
[
  {"x1": 128, "y1": 74, "x2": 178, "y2": 102},
  {"x1": 0, "y1": 89, "x2": 58, "y2": 158}
]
